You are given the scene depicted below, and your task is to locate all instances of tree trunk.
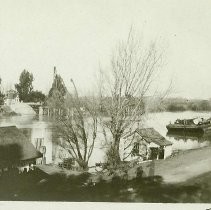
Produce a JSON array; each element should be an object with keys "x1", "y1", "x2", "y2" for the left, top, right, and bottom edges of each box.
[
  {"x1": 113, "y1": 135, "x2": 121, "y2": 163},
  {"x1": 77, "y1": 159, "x2": 88, "y2": 171}
]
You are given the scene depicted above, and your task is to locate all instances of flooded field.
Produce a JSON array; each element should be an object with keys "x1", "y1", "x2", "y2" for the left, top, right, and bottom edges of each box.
[{"x1": 0, "y1": 111, "x2": 211, "y2": 167}]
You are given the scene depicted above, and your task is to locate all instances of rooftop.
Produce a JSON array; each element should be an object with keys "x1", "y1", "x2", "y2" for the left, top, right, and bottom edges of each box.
[
  {"x1": 124, "y1": 128, "x2": 172, "y2": 146},
  {"x1": 0, "y1": 126, "x2": 42, "y2": 163}
]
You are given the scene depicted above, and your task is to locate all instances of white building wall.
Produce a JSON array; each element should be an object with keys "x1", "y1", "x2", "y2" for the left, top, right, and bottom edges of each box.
[
  {"x1": 31, "y1": 122, "x2": 53, "y2": 164},
  {"x1": 164, "y1": 145, "x2": 173, "y2": 159}
]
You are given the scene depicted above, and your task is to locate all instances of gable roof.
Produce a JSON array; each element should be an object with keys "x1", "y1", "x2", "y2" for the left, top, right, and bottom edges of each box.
[
  {"x1": 0, "y1": 126, "x2": 42, "y2": 163},
  {"x1": 125, "y1": 128, "x2": 172, "y2": 146}
]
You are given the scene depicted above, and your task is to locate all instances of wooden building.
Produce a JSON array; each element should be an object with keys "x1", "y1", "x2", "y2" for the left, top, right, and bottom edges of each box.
[{"x1": 120, "y1": 128, "x2": 173, "y2": 162}]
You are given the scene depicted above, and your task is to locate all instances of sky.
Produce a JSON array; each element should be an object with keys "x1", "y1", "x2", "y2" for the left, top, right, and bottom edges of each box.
[{"x1": 0, "y1": 0, "x2": 211, "y2": 99}]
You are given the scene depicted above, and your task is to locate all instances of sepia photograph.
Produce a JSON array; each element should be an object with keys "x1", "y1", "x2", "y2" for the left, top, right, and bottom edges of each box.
[{"x1": 0, "y1": 0, "x2": 211, "y2": 208}]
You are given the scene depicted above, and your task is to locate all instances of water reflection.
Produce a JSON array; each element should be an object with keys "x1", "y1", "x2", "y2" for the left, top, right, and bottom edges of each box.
[
  {"x1": 166, "y1": 131, "x2": 211, "y2": 151},
  {"x1": 145, "y1": 111, "x2": 211, "y2": 151}
]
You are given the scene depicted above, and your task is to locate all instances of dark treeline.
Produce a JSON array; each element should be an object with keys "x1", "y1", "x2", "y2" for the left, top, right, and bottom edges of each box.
[
  {"x1": 1, "y1": 69, "x2": 211, "y2": 114},
  {"x1": 145, "y1": 97, "x2": 211, "y2": 112}
]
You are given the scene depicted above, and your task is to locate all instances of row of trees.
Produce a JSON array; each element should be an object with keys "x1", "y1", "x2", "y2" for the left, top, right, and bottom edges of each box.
[
  {"x1": 0, "y1": 67, "x2": 67, "y2": 105},
  {"x1": 46, "y1": 29, "x2": 166, "y2": 170},
  {"x1": 13, "y1": 68, "x2": 68, "y2": 105},
  {"x1": 146, "y1": 97, "x2": 211, "y2": 112},
  {"x1": 166, "y1": 99, "x2": 211, "y2": 112}
]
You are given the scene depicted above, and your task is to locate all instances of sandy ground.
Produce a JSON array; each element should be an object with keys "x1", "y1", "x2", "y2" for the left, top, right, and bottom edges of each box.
[{"x1": 135, "y1": 146, "x2": 211, "y2": 183}]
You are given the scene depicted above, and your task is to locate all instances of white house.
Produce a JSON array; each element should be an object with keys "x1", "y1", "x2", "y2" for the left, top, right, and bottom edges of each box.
[
  {"x1": 120, "y1": 128, "x2": 173, "y2": 162},
  {"x1": 4, "y1": 89, "x2": 19, "y2": 105}
]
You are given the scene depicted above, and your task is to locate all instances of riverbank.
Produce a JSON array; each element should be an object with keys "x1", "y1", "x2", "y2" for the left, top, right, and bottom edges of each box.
[
  {"x1": 35, "y1": 145, "x2": 211, "y2": 185},
  {"x1": 130, "y1": 146, "x2": 211, "y2": 184},
  {"x1": 1, "y1": 146, "x2": 211, "y2": 202}
]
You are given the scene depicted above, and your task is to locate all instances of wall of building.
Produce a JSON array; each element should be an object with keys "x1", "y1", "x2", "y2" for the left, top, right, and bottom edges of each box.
[
  {"x1": 121, "y1": 133, "x2": 148, "y2": 162},
  {"x1": 30, "y1": 122, "x2": 52, "y2": 164},
  {"x1": 164, "y1": 145, "x2": 173, "y2": 159}
]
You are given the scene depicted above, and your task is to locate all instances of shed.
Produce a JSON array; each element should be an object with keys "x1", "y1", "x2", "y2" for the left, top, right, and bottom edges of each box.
[
  {"x1": 0, "y1": 126, "x2": 42, "y2": 169},
  {"x1": 120, "y1": 128, "x2": 173, "y2": 162}
]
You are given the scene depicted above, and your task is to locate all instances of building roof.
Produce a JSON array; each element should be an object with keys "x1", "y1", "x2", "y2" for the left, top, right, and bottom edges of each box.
[
  {"x1": 0, "y1": 126, "x2": 42, "y2": 163},
  {"x1": 125, "y1": 128, "x2": 172, "y2": 146}
]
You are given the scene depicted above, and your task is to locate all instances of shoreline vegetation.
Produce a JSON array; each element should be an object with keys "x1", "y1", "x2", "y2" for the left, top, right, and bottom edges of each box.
[{"x1": 145, "y1": 97, "x2": 211, "y2": 113}]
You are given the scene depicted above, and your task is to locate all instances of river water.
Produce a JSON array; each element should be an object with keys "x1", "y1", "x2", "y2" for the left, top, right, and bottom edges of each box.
[{"x1": 0, "y1": 111, "x2": 211, "y2": 167}]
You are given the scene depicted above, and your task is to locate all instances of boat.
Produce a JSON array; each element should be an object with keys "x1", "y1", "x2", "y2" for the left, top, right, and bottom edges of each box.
[{"x1": 166, "y1": 117, "x2": 211, "y2": 133}]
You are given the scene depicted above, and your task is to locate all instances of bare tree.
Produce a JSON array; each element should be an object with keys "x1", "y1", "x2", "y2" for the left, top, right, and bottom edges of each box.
[
  {"x1": 55, "y1": 79, "x2": 98, "y2": 170},
  {"x1": 98, "y1": 28, "x2": 166, "y2": 163}
]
